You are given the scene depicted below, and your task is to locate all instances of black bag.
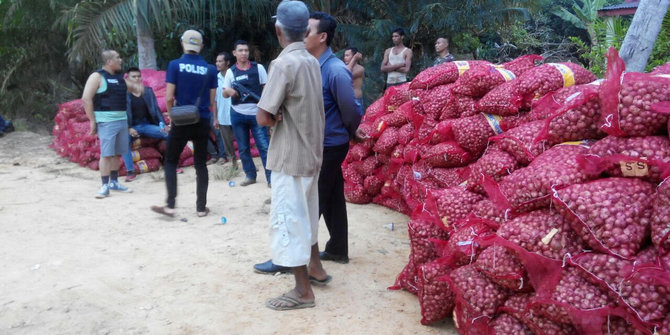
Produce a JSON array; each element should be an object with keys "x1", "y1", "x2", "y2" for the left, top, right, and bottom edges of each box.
[{"x1": 169, "y1": 69, "x2": 208, "y2": 126}]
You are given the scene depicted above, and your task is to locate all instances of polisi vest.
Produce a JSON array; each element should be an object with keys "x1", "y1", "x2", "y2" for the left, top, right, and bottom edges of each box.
[
  {"x1": 94, "y1": 70, "x2": 127, "y2": 112},
  {"x1": 230, "y1": 62, "x2": 262, "y2": 106}
]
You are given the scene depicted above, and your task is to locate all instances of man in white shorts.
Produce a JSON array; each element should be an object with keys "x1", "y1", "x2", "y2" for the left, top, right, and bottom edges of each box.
[{"x1": 256, "y1": 0, "x2": 329, "y2": 311}]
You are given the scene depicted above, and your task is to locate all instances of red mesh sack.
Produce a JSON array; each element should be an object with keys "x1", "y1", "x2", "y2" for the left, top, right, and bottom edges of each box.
[
  {"x1": 389, "y1": 259, "x2": 419, "y2": 295},
  {"x1": 499, "y1": 293, "x2": 579, "y2": 335},
  {"x1": 474, "y1": 244, "x2": 530, "y2": 292},
  {"x1": 429, "y1": 166, "x2": 469, "y2": 189},
  {"x1": 531, "y1": 82, "x2": 605, "y2": 145},
  {"x1": 490, "y1": 120, "x2": 547, "y2": 165},
  {"x1": 344, "y1": 182, "x2": 371, "y2": 204},
  {"x1": 477, "y1": 80, "x2": 525, "y2": 116},
  {"x1": 453, "y1": 65, "x2": 520, "y2": 98},
  {"x1": 599, "y1": 48, "x2": 670, "y2": 137},
  {"x1": 651, "y1": 62, "x2": 670, "y2": 75},
  {"x1": 553, "y1": 177, "x2": 655, "y2": 259},
  {"x1": 396, "y1": 122, "x2": 415, "y2": 145},
  {"x1": 447, "y1": 264, "x2": 509, "y2": 333},
  {"x1": 354, "y1": 155, "x2": 381, "y2": 176},
  {"x1": 140, "y1": 69, "x2": 166, "y2": 92},
  {"x1": 487, "y1": 144, "x2": 592, "y2": 213},
  {"x1": 465, "y1": 147, "x2": 518, "y2": 193},
  {"x1": 429, "y1": 186, "x2": 484, "y2": 230},
  {"x1": 503, "y1": 55, "x2": 544, "y2": 76},
  {"x1": 403, "y1": 175, "x2": 441, "y2": 212},
  {"x1": 342, "y1": 161, "x2": 363, "y2": 184},
  {"x1": 652, "y1": 177, "x2": 670, "y2": 250},
  {"x1": 471, "y1": 199, "x2": 515, "y2": 225},
  {"x1": 569, "y1": 252, "x2": 670, "y2": 324},
  {"x1": 361, "y1": 98, "x2": 386, "y2": 124},
  {"x1": 529, "y1": 267, "x2": 617, "y2": 325},
  {"x1": 489, "y1": 313, "x2": 533, "y2": 335},
  {"x1": 451, "y1": 114, "x2": 503, "y2": 157},
  {"x1": 497, "y1": 209, "x2": 586, "y2": 260},
  {"x1": 410, "y1": 60, "x2": 492, "y2": 90},
  {"x1": 373, "y1": 100, "x2": 412, "y2": 129},
  {"x1": 363, "y1": 172, "x2": 384, "y2": 197},
  {"x1": 372, "y1": 190, "x2": 411, "y2": 215},
  {"x1": 453, "y1": 95, "x2": 479, "y2": 118},
  {"x1": 408, "y1": 205, "x2": 450, "y2": 267},
  {"x1": 421, "y1": 141, "x2": 473, "y2": 168},
  {"x1": 579, "y1": 135, "x2": 670, "y2": 184},
  {"x1": 440, "y1": 219, "x2": 496, "y2": 266},
  {"x1": 515, "y1": 62, "x2": 596, "y2": 107},
  {"x1": 347, "y1": 142, "x2": 371, "y2": 162},
  {"x1": 383, "y1": 82, "x2": 412, "y2": 109},
  {"x1": 419, "y1": 84, "x2": 456, "y2": 120},
  {"x1": 417, "y1": 259, "x2": 455, "y2": 325}
]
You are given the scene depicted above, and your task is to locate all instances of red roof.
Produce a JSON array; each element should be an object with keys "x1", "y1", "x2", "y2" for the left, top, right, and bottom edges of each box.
[{"x1": 598, "y1": 0, "x2": 639, "y2": 17}]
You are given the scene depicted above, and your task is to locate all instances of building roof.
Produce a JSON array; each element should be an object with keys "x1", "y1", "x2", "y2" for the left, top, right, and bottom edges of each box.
[{"x1": 598, "y1": 1, "x2": 638, "y2": 17}]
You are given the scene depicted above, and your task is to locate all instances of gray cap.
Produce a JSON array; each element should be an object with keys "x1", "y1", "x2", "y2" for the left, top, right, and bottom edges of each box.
[{"x1": 274, "y1": 0, "x2": 309, "y2": 31}]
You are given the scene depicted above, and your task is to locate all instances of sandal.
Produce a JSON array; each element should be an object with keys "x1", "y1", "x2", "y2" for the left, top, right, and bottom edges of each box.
[
  {"x1": 266, "y1": 294, "x2": 315, "y2": 311},
  {"x1": 151, "y1": 205, "x2": 175, "y2": 217},
  {"x1": 197, "y1": 207, "x2": 210, "y2": 217}
]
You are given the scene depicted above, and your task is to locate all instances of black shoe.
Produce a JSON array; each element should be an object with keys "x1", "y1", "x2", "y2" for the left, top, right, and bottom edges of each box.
[
  {"x1": 319, "y1": 251, "x2": 349, "y2": 264},
  {"x1": 253, "y1": 259, "x2": 292, "y2": 274}
]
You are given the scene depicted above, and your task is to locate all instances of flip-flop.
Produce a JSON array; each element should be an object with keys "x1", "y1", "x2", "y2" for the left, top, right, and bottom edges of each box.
[
  {"x1": 309, "y1": 275, "x2": 332, "y2": 287},
  {"x1": 151, "y1": 205, "x2": 175, "y2": 217},
  {"x1": 197, "y1": 207, "x2": 210, "y2": 217},
  {"x1": 266, "y1": 294, "x2": 315, "y2": 311}
]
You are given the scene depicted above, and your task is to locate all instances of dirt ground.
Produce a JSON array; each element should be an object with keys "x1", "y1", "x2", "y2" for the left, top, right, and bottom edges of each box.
[{"x1": 0, "y1": 131, "x2": 458, "y2": 335}]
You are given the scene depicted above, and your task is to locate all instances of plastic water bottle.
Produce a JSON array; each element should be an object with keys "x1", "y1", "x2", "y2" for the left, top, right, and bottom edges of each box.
[
  {"x1": 228, "y1": 181, "x2": 235, "y2": 187},
  {"x1": 220, "y1": 216, "x2": 227, "y2": 224},
  {"x1": 384, "y1": 222, "x2": 395, "y2": 231}
]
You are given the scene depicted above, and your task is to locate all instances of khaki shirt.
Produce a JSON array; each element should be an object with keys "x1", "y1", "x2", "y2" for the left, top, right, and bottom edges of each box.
[{"x1": 258, "y1": 42, "x2": 325, "y2": 177}]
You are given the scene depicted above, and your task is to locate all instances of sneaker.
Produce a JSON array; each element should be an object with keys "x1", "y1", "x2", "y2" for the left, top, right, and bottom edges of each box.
[
  {"x1": 109, "y1": 181, "x2": 132, "y2": 193},
  {"x1": 240, "y1": 178, "x2": 256, "y2": 187},
  {"x1": 124, "y1": 172, "x2": 137, "y2": 182},
  {"x1": 95, "y1": 184, "x2": 110, "y2": 199}
]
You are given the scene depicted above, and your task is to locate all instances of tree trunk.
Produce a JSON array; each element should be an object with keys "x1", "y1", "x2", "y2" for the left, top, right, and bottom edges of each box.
[
  {"x1": 135, "y1": 0, "x2": 158, "y2": 70},
  {"x1": 619, "y1": 0, "x2": 670, "y2": 71}
]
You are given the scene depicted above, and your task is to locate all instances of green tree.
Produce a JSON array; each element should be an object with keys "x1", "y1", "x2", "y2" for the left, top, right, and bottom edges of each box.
[{"x1": 552, "y1": 0, "x2": 608, "y2": 46}]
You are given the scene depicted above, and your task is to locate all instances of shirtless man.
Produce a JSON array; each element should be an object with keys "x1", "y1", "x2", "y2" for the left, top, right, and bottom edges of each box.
[
  {"x1": 380, "y1": 28, "x2": 412, "y2": 88},
  {"x1": 343, "y1": 47, "x2": 365, "y2": 109}
]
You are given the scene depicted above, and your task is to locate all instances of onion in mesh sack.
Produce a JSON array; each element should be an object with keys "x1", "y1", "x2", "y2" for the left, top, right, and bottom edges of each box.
[
  {"x1": 530, "y1": 267, "x2": 617, "y2": 325},
  {"x1": 531, "y1": 83, "x2": 606, "y2": 145},
  {"x1": 553, "y1": 177, "x2": 655, "y2": 259},
  {"x1": 346, "y1": 142, "x2": 371, "y2": 162},
  {"x1": 372, "y1": 101, "x2": 412, "y2": 130},
  {"x1": 342, "y1": 161, "x2": 364, "y2": 184},
  {"x1": 581, "y1": 135, "x2": 670, "y2": 184},
  {"x1": 515, "y1": 62, "x2": 597, "y2": 107},
  {"x1": 599, "y1": 48, "x2": 670, "y2": 137},
  {"x1": 466, "y1": 147, "x2": 518, "y2": 194},
  {"x1": 417, "y1": 259, "x2": 455, "y2": 325},
  {"x1": 344, "y1": 182, "x2": 370, "y2": 204},
  {"x1": 477, "y1": 80, "x2": 525, "y2": 116},
  {"x1": 396, "y1": 122, "x2": 415, "y2": 145},
  {"x1": 372, "y1": 126, "x2": 400, "y2": 155},
  {"x1": 419, "y1": 84, "x2": 456, "y2": 120},
  {"x1": 449, "y1": 264, "x2": 509, "y2": 317},
  {"x1": 474, "y1": 244, "x2": 530, "y2": 292},
  {"x1": 421, "y1": 141, "x2": 473, "y2": 168},
  {"x1": 491, "y1": 120, "x2": 547, "y2": 165},
  {"x1": 501, "y1": 293, "x2": 578, "y2": 335},
  {"x1": 471, "y1": 199, "x2": 515, "y2": 225},
  {"x1": 428, "y1": 166, "x2": 469, "y2": 189},
  {"x1": 410, "y1": 60, "x2": 492, "y2": 90},
  {"x1": 390, "y1": 259, "x2": 420, "y2": 295},
  {"x1": 431, "y1": 186, "x2": 484, "y2": 229},
  {"x1": 383, "y1": 82, "x2": 412, "y2": 108},
  {"x1": 361, "y1": 98, "x2": 386, "y2": 124},
  {"x1": 441, "y1": 219, "x2": 496, "y2": 266},
  {"x1": 489, "y1": 313, "x2": 533, "y2": 335},
  {"x1": 490, "y1": 144, "x2": 592, "y2": 213},
  {"x1": 497, "y1": 209, "x2": 586, "y2": 260},
  {"x1": 652, "y1": 177, "x2": 670, "y2": 250}
]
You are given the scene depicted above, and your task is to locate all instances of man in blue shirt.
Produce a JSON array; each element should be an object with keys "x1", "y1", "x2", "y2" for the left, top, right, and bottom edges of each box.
[{"x1": 151, "y1": 29, "x2": 218, "y2": 218}]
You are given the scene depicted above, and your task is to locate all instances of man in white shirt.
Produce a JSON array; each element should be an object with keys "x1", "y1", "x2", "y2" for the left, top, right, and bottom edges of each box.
[
  {"x1": 222, "y1": 40, "x2": 270, "y2": 187},
  {"x1": 214, "y1": 51, "x2": 238, "y2": 168}
]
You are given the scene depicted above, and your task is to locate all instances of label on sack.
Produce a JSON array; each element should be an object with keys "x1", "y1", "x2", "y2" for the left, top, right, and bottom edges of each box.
[
  {"x1": 132, "y1": 138, "x2": 142, "y2": 150},
  {"x1": 387, "y1": 105, "x2": 398, "y2": 112},
  {"x1": 455, "y1": 61, "x2": 470, "y2": 76},
  {"x1": 494, "y1": 67, "x2": 516, "y2": 82},
  {"x1": 453, "y1": 310, "x2": 460, "y2": 329},
  {"x1": 131, "y1": 150, "x2": 141, "y2": 163},
  {"x1": 558, "y1": 140, "x2": 590, "y2": 148},
  {"x1": 541, "y1": 228, "x2": 559, "y2": 245},
  {"x1": 483, "y1": 113, "x2": 504, "y2": 135},
  {"x1": 137, "y1": 160, "x2": 149, "y2": 173},
  {"x1": 441, "y1": 216, "x2": 449, "y2": 228},
  {"x1": 548, "y1": 63, "x2": 575, "y2": 88},
  {"x1": 620, "y1": 158, "x2": 649, "y2": 177},
  {"x1": 186, "y1": 141, "x2": 194, "y2": 153}
]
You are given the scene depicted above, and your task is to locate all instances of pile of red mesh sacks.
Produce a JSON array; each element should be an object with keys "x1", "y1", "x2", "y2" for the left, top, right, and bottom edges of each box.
[
  {"x1": 50, "y1": 69, "x2": 261, "y2": 175},
  {"x1": 347, "y1": 48, "x2": 670, "y2": 334}
]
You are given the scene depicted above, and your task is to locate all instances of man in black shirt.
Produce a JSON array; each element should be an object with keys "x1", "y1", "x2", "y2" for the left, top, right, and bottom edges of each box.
[{"x1": 121, "y1": 67, "x2": 170, "y2": 181}]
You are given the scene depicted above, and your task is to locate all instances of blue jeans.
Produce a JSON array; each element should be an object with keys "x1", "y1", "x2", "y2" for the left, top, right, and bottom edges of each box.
[
  {"x1": 230, "y1": 110, "x2": 270, "y2": 183},
  {"x1": 122, "y1": 123, "x2": 168, "y2": 172}
]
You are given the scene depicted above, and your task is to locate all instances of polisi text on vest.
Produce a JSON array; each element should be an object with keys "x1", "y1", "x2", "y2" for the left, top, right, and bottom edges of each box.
[{"x1": 179, "y1": 64, "x2": 208, "y2": 75}]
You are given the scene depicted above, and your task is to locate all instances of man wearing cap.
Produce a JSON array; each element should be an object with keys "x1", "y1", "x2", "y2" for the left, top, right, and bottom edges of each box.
[
  {"x1": 222, "y1": 40, "x2": 270, "y2": 187},
  {"x1": 151, "y1": 30, "x2": 217, "y2": 218},
  {"x1": 256, "y1": 0, "x2": 329, "y2": 310},
  {"x1": 81, "y1": 49, "x2": 134, "y2": 198}
]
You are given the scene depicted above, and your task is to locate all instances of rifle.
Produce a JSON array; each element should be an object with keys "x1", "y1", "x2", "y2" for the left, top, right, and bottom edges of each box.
[{"x1": 231, "y1": 81, "x2": 261, "y2": 103}]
